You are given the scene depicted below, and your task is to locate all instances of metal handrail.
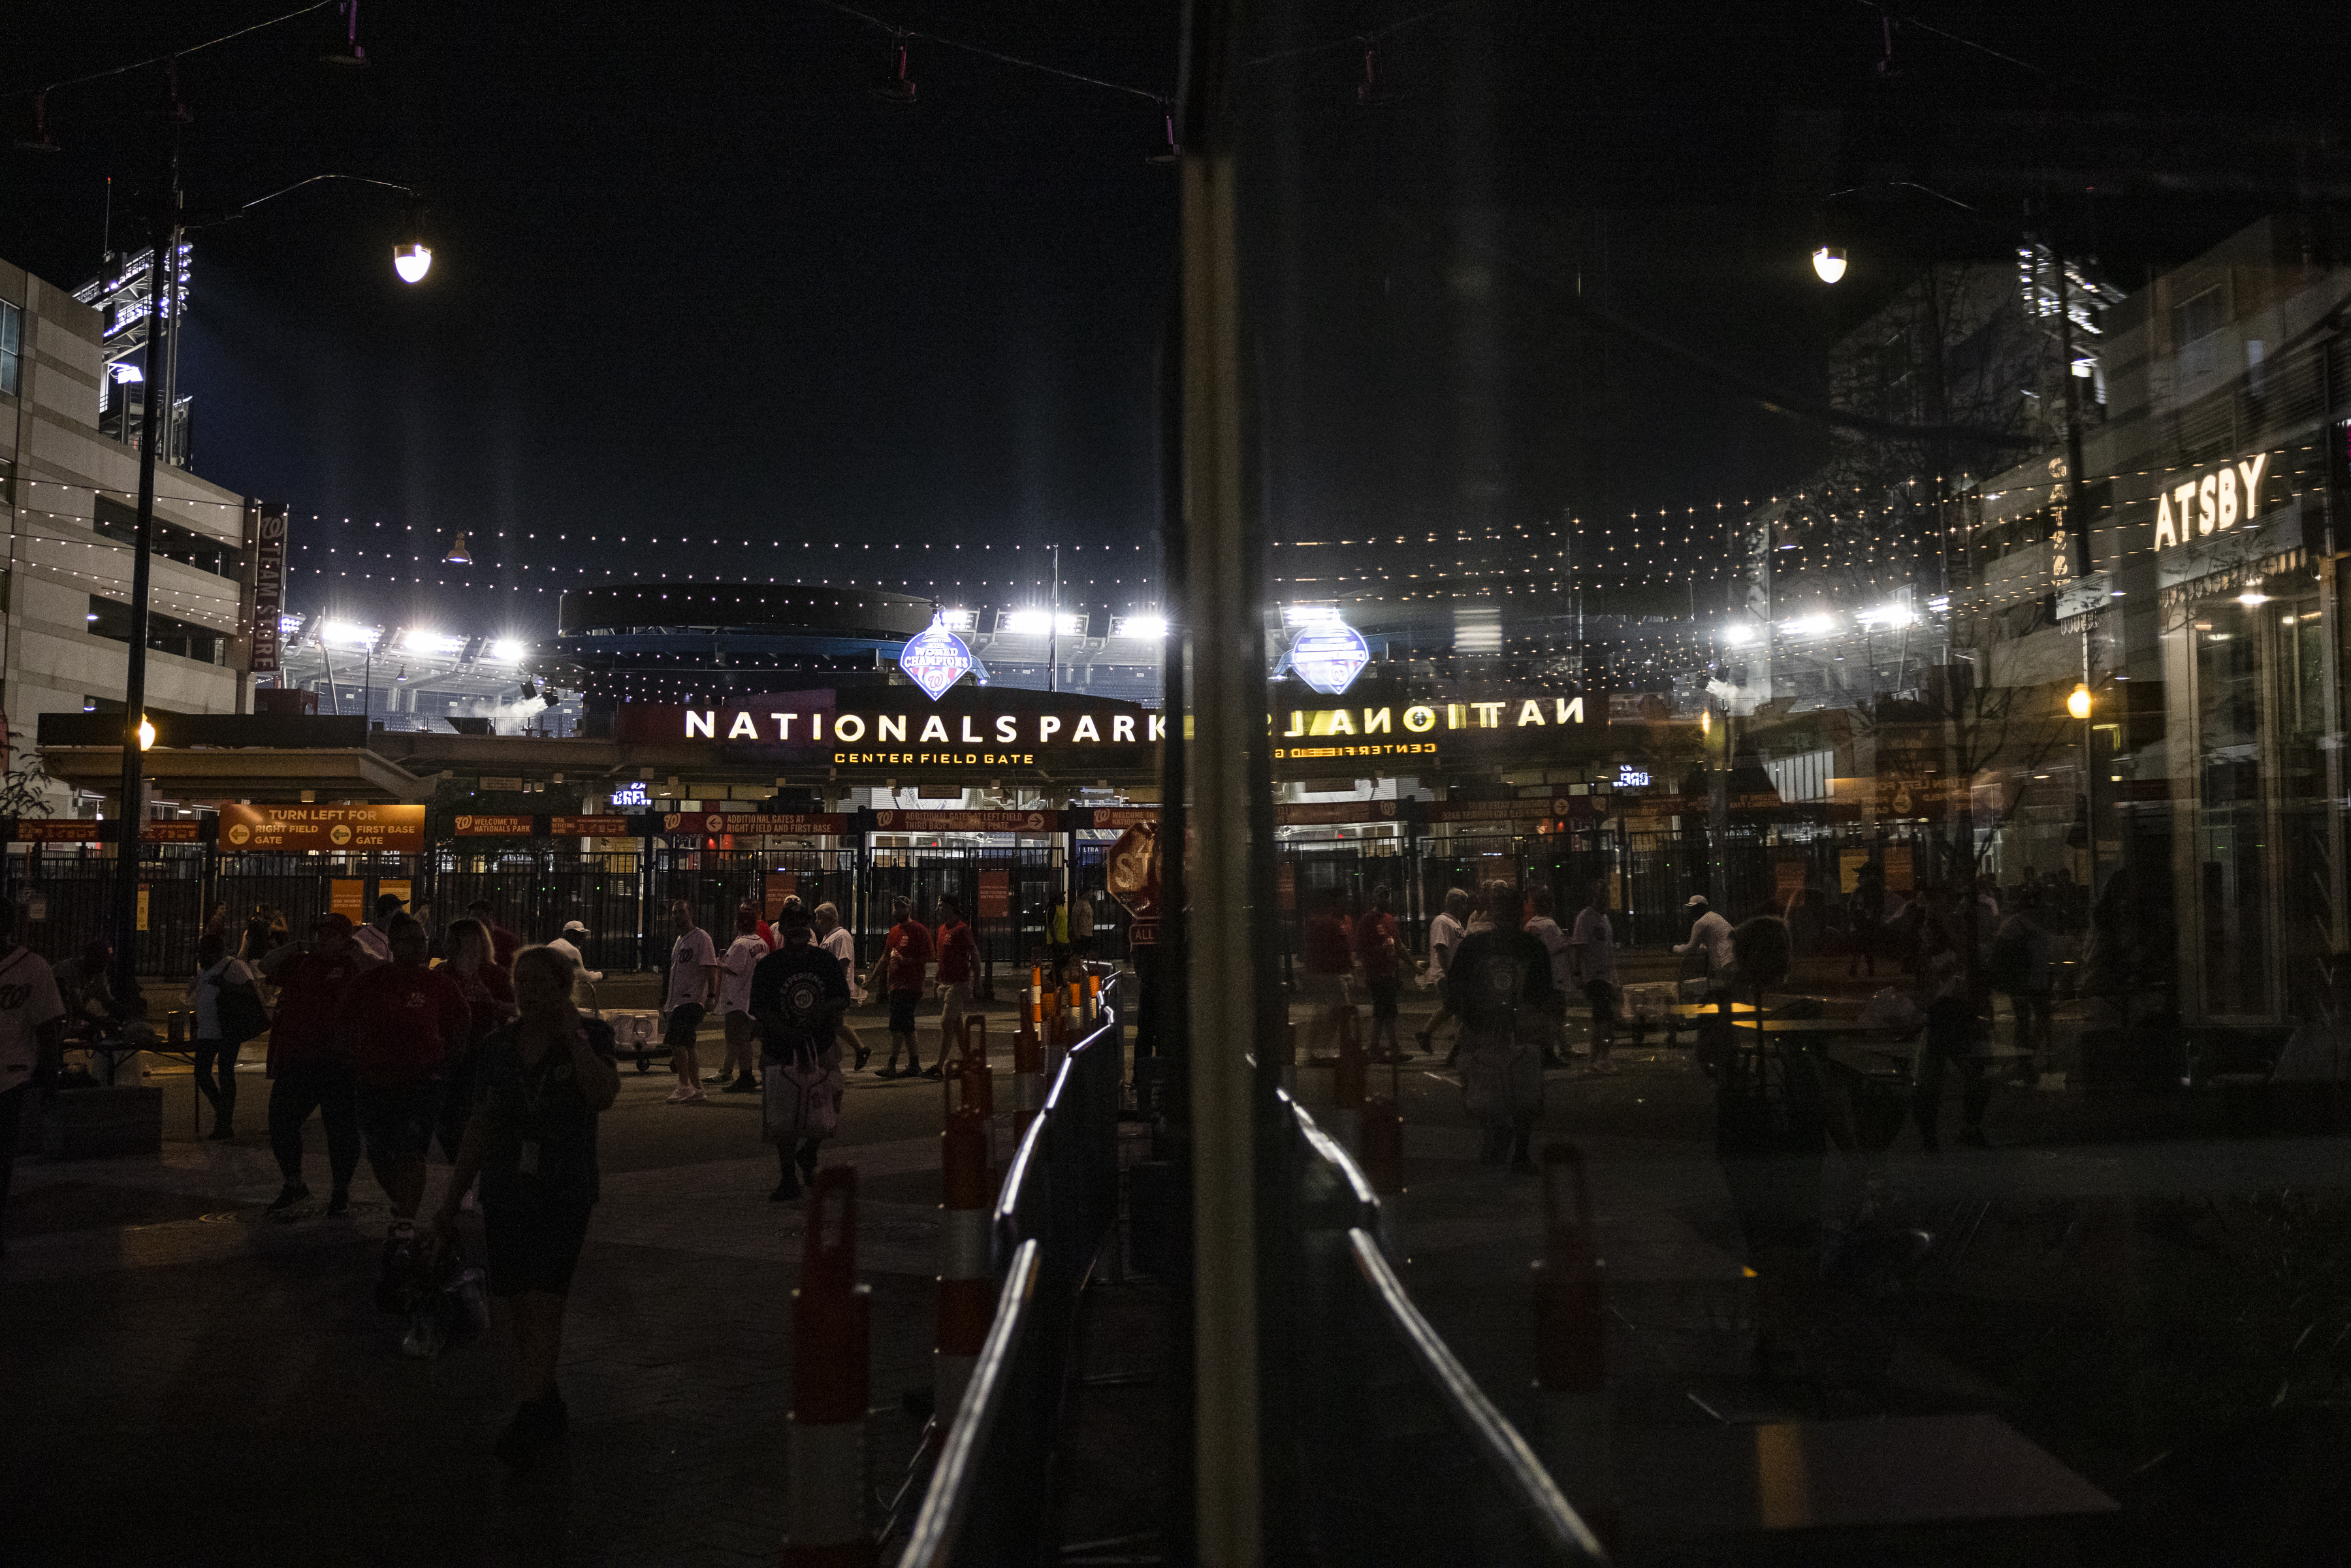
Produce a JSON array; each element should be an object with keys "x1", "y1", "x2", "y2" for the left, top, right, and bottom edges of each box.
[
  {"x1": 898, "y1": 1238, "x2": 1042, "y2": 1565},
  {"x1": 1345, "y1": 1228, "x2": 1609, "y2": 1565},
  {"x1": 899, "y1": 972, "x2": 1123, "y2": 1568}
]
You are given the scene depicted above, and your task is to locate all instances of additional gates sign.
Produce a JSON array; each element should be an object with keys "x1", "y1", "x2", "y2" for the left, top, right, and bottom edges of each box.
[
  {"x1": 661, "y1": 812, "x2": 849, "y2": 838},
  {"x1": 872, "y1": 809, "x2": 1057, "y2": 833},
  {"x1": 977, "y1": 868, "x2": 1011, "y2": 920},
  {"x1": 218, "y1": 803, "x2": 426, "y2": 852},
  {"x1": 6, "y1": 819, "x2": 201, "y2": 842},
  {"x1": 551, "y1": 815, "x2": 632, "y2": 838}
]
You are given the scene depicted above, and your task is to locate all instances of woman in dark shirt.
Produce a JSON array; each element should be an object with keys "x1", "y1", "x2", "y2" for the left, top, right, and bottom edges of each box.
[{"x1": 432, "y1": 944, "x2": 619, "y2": 1468}]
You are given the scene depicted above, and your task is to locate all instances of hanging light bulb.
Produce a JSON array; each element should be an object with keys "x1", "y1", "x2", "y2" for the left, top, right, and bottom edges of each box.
[
  {"x1": 443, "y1": 531, "x2": 472, "y2": 565},
  {"x1": 322, "y1": 0, "x2": 366, "y2": 66},
  {"x1": 138, "y1": 715, "x2": 156, "y2": 750},
  {"x1": 872, "y1": 32, "x2": 918, "y2": 103},
  {"x1": 1356, "y1": 44, "x2": 1400, "y2": 106},
  {"x1": 1812, "y1": 245, "x2": 1849, "y2": 284},
  {"x1": 392, "y1": 195, "x2": 431, "y2": 283},
  {"x1": 2067, "y1": 682, "x2": 2092, "y2": 721},
  {"x1": 1147, "y1": 103, "x2": 1181, "y2": 164}
]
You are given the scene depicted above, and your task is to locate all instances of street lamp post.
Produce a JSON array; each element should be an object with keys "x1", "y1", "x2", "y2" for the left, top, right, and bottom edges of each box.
[{"x1": 106, "y1": 155, "x2": 430, "y2": 998}]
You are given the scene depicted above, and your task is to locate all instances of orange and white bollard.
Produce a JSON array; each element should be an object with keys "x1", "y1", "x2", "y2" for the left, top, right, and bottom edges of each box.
[
  {"x1": 1012, "y1": 999, "x2": 1045, "y2": 1136},
  {"x1": 1532, "y1": 1143, "x2": 1618, "y2": 1553},
  {"x1": 1361, "y1": 1093, "x2": 1405, "y2": 1263},
  {"x1": 935, "y1": 1104, "x2": 995, "y2": 1422},
  {"x1": 784, "y1": 1166, "x2": 872, "y2": 1567},
  {"x1": 948, "y1": 1046, "x2": 997, "y2": 1168}
]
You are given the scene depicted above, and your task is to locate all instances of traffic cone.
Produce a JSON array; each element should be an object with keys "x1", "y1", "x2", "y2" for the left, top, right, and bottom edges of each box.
[
  {"x1": 1085, "y1": 971, "x2": 1102, "y2": 1023},
  {"x1": 936, "y1": 1105, "x2": 995, "y2": 1422},
  {"x1": 1013, "y1": 997, "x2": 1045, "y2": 1136},
  {"x1": 784, "y1": 1166, "x2": 873, "y2": 1566},
  {"x1": 1532, "y1": 1143, "x2": 1618, "y2": 1552},
  {"x1": 1361, "y1": 1093, "x2": 1406, "y2": 1266}
]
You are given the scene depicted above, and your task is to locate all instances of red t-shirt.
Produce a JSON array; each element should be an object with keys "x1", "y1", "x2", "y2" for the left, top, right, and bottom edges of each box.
[
  {"x1": 486, "y1": 923, "x2": 522, "y2": 970},
  {"x1": 342, "y1": 964, "x2": 473, "y2": 1087},
  {"x1": 885, "y1": 920, "x2": 935, "y2": 996},
  {"x1": 266, "y1": 949, "x2": 366, "y2": 1072},
  {"x1": 935, "y1": 920, "x2": 978, "y2": 985},
  {"x1": 1355, "y1": 912, "x2": 1401, "y2": 980}
]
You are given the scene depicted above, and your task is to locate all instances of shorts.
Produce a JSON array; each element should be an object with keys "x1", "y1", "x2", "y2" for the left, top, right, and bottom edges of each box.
[
  {"x1": 357, "y1": 1078, "x2": 445, "y2": 1168},
  {"x1": 889, "y1": 991, "x2": 920, "y2": 1034},
  {"x1": 1368, "y1": 977, "x2": 1401, "y2": 1021},
  {"x1": 664, "y1": 1003, "x2": 705, "y2": 1050},
  {"x1": 724, "y1": 1009, "x2": 757, "y2": 1048},
  {"x1": 481, "y1": 1199, "x2": 593, "y2": 1298},
  {"x1": 1584, "y1": 980, "x2": 1620, "y2": 1025}
]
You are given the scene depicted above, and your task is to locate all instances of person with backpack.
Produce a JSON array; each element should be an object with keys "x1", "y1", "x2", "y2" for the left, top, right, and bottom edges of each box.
[
  {"x1": 190, "y1": 933, "x2": 268, "y2": 1142},
  {"x1": 925, "y1": 893, "x2": 980, "y2": 1080},
  {"x1": 429, "y1": 943, "x2": 620, "y2": 1469},
  {"x1": 1987, "y1": 886, "x2": 2055, "y2": 1081},
  {"x1": 750, "y1": 899, "x2": 851, "y2": 1200}
]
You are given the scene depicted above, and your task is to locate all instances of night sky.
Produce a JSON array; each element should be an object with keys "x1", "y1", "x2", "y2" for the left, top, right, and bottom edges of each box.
[{"x1": 6, "y1": 2, "x2": 2343, "y2": 641}]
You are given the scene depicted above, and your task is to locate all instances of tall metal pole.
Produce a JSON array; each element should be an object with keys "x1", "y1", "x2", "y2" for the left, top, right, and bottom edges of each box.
[
  {"x1": 1179, "y1": 1, "x2": 1261, "y2": 1559},
  {"x1": 1049, "y1": 543, "x2": 1061, "y2": 694},
  {"x1": 111, "y1": 105, "x2": 183, "y2": 999}
]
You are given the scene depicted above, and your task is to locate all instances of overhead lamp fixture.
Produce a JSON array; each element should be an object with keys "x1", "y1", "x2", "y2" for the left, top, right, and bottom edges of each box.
[
  {"x1": 1356, "y1": 44, "x2": 1400, "y2": 106},
  {"x1": 1812, "y1": 245, "x2": 1849, "y2": 284},
  {"x1": 322, "y1": 0, "x2": 366, "y2": 67},
  {"x1": 2066, "y1": 683, "x2": 2092, "y2": 721},
  {"x1": 392, "y1": 195, "x2": 432, "y2": 283},
  {"x1": 443, "y1": 530, "x2": 472, "y2": 565},
  {"x1": 1147, "y1": 105, "x2": 1181, "y2": 165},
  {"x1": 2236, "y1": 588, "x2": 2269, "y2": 607},
  {"x1": 137, "y1": 715, "x2": 156, "y2": 751},
  {"x1": 16, "y1": 91, "x2": 60, "y2": 153},
  {"x1": 872, "y1": 33, "x2": 918, "y2": 103}
]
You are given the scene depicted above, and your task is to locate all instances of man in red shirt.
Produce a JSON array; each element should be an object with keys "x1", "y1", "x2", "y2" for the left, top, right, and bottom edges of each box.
[
  {"x1": 1298, "y1": 889, "x2": 1357, "y2": 1059},
  {"x1": 874, "y1": 896, "x2": 933, "y2": 1079},
  {"x1": 925, "y1": 893, "x2": 981, "y2": 1079},
  {"x1": 1355, "y1": 884, "x2": 1407, "y2": 1063},
  {"x1": 257, "y1": 912, "x2": 377, "y2": 1217},
  {"x1": 342, "y1": 914, "x2": 471, "y2": 1230}
]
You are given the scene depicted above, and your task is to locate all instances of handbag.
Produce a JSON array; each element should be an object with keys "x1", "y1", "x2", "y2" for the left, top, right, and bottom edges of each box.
[{"x1": 215, "y1": 975, "x2": 271, "y2": 1046}]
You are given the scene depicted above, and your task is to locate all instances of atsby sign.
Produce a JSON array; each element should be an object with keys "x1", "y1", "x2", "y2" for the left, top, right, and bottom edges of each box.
[{"x1": 2151, "y1": 449, "x2": 2275, "y2": 551}]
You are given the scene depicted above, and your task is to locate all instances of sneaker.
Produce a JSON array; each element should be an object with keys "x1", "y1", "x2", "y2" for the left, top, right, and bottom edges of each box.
[
  {"x1": 854, "y1": 1044, "x2": 871, "y2": 1071},
  {"x1": 266, "y1": 1183, "x2": 311, "y2": 1217},
  {"x1": 796, "y1": 1143, "x2": 820, "y2": 1184},
  {"x1": 770, "y1": 1177, "x2": 801, "y2": 1202},
  {"x1": 874, "y1": 1065, "x2": 901, "y2": 1080},
  {"x1": 327, "y1": 1189, "x2": 351, "y2": 1218},
  {"x1": 721, "y1": 1074, "x2": 757, "y2": 1095},
  {"x1": 686, "y1": 1087, "x2": 708, "y2": 1103},
  {"x1": 666, "y1": 1085, "x2": 696, "y2": 1103},
  {"x1": 919, "y1": 1065, "x2": 943, "y2": 1080}
]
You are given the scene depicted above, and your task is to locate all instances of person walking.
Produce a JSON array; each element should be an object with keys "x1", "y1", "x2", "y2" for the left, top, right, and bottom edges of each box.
[
  {"x1": 257, "y1": 913, "x2": 372, "y2": 1217},
  {"x1": 1674, "y1": 894, "x2": 1736, "y2": 998},
  {"x1": 661, "y1": 900, "x2": 718, "y2": 1102},
  {"x1": 1447, "y1": 881, "x2": 1556, "y2": 1171},
  {"x1": 1522, "y1": 886, "x2": 1573, "y2": 1069},
  {"x1": 1046, "y1": 890, "x2": 1071, "y2": 976},
  {"x1": 464, "y1": 899, "x2": 523, "y2": 970},
  {"x1": 189, "y1": 933, "x2": 266, "y2": 1141},
  {"x1": 717, "y1": 903, "x2": 769, "y2": 1094},
  {"x1": 752, "y1": 899, "x2": 852, "y2": 1200},
  {"x1": 351, "y1": 891, "x2": 405, "y2": 963},
  {"x1": 874, "y1": 896, "x2": 932, "y2": 1079},
  {"x1": 1847, "y1": 861, "x2": 1888, "y2": 978},
  {"x1": 812, "y1": 901, "x2": 869, "y2": 1071},
  {"x1": 343, "y1": 915, "x2": 472, "y2": 1242},
  {"x1": 1989, "y1": 886, "x2": 2055, "y2": 1082},
  {"x1": 1296, "y1": 889, "x2": 1356, "y2": 1060},
  {"x1": 1569, "y1": 881, "x2": 1623, "y2": 1072},
  {"x1": 1356, "y1": 884, "x2": 1408, "y2": 1063},
  {"x1": 430, "y1": 943, "x2": 619, "y2": 1469},
  {"x1": 1909, "y1": 886, "x2": 1992, "y2": 1151},
  {"x1": 925, "y1": 894, "x2": 980, "y2": 1079},
  {"x1": 0, "y1": 908, "x2": 67, "y2": 1257},
  {"x1": 1416, "y1": 887, "x2": 1474, "y2": 1063},
  {"x1": 438, "y1": 918, "x2": 517, "y2": 1175}
]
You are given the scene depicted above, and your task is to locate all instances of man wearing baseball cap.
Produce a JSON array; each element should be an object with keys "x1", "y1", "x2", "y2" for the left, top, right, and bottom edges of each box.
[
  {"x1": 1673, "y1": 893, "x2": 1735, "y2": 995},
  {"x1": 547, "y1": 920, "x2": 602, "y2": 984}
]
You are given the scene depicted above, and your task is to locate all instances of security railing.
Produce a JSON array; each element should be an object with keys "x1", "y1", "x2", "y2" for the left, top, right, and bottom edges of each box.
[
  {"x1": 1267, "y1": 1091, "x2": 1609, "y2": 1566},
  {"x1": 899, "y1": 968, "x2": 1125, "y2": 1567}
]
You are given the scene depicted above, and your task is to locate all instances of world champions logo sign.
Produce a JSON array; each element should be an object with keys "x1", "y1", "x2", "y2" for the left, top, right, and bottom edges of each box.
[{"x1": 897, "y1": 617, "x2": 981, "y2": 701}]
